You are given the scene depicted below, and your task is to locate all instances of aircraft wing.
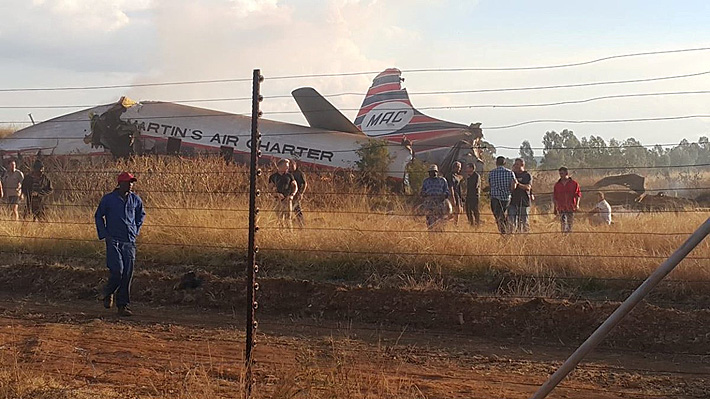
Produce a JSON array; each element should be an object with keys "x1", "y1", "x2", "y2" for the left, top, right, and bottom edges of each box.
[{"x1": 292, "y1": 87, "x2": 364, "y2": 135}]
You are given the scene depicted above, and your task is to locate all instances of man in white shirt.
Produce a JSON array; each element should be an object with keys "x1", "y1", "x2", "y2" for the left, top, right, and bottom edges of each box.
[
  {"x1": 590, "y1": 192, "x2": 612, "y2": 225},
  {"x1": 2, "y1": 160, "x2": 24, "y2": 220}
]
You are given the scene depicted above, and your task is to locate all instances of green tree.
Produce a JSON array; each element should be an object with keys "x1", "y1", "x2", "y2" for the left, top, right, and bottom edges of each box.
[
  {"x1": 519, "y1": 140, "x2": 537, "y2": 169},
  {"x1": 541, "y1": 129, "x2": 580, "y2": 168},
  {"x1": 541, "y1": 130, "x2": 564, "y2": 167},
  {"x1": 649, "y1": 144, "x2": 670, "y2": 167},
  {"x1": 355, "y1": 139, "x2": 393, "y2": 189},
  {"x1": 405, "y1": 158, "x2": 428, "y2": 194},
  {"x1": 560, "y1": 129, "x2": 582, "y2": 167},
  {"x1": 698, "y1": 136, "x2": 710, "y2": 164},
  {"x1": 621, "y1": 137, "x2": 650, "y2": 167},
  {"x1": 478, "y1": 140, "x2": 497, "y2": 168},
  {"x1": 581, "y1": 135, "x2": 608, "y2": 167}
]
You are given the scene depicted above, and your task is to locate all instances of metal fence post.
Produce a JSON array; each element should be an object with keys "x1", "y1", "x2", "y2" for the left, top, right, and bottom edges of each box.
[
  {"x1": 530, "y1": 217, "x2": 710, "y2": 399},
  {"x1": 245, "y1": 68, "x2": 263, "y2": 399}
]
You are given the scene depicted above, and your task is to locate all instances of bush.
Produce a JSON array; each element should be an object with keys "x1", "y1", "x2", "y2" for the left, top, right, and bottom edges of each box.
[
  {"x1": 405, "y1": 158, "x2": 428, "y2": 195},
  {"x1": 355, "y1": 139, "x2": 392, "y2": 190}
]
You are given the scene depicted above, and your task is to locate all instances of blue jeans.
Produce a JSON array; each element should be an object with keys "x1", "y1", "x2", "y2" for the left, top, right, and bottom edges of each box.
[
  {"x1": 103, "y1": 239, "x2": 136, "y2": 307},
  {"x1": 508, "y1": 205, "x2": 530, "y2": 233}
]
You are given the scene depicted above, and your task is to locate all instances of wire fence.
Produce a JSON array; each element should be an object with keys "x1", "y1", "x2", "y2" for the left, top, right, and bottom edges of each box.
[{"x1": 3, "y1": 53, "x2": 710, "y2": 398}]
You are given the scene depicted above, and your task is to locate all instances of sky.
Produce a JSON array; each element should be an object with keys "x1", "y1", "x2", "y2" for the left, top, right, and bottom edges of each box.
[{"x1": 1, "y1": 0, "x2": 709, "y2": 157}]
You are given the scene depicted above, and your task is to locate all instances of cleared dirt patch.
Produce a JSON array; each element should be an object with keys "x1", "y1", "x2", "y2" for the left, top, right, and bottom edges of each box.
[{"x1": 1, "y1": 262, "x2": 709, "y2": 355}]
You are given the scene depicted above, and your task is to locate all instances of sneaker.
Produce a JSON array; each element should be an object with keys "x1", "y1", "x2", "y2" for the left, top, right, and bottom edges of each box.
[
  {"x1": 117, "y1": 306, "x2": 133, "y2": 317},
  {"x1": 102, "y1": 294, "x2": 113, "y2": 309}
]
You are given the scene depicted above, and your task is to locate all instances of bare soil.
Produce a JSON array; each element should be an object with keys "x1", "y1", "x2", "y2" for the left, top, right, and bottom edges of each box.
[{"x1": 1, "y1": 261, "x2": 709, "y2": 398}]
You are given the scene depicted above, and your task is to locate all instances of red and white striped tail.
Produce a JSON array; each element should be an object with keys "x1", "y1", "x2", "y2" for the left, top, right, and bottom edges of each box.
[{"x1": 354, "y1": 68, "x2": 467, "y2": 143}]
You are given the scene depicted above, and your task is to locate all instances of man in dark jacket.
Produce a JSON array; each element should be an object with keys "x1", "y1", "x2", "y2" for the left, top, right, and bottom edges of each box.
[
  {"x1": 95, "y1": 172, "x2": 145, "y2": 316},
  {"x1": 464, "y1": 162, "x2": 481, "y2": 226},
  {"x1": 446, "y1": 161, "x2": 464, "y2": 226},
  {"x1": 21, "y1": 160, "x2": 52, "y2": 220}
]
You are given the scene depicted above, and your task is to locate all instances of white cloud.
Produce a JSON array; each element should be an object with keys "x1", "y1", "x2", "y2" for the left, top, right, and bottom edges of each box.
[{"x1": 34, "y1": 0, "x2": 153, "y2": 32}]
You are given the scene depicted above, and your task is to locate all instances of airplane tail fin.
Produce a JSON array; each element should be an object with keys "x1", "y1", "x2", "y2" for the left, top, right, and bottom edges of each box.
[{"x1": 353, "y1": 68, "x2": 467, "y2": 142}]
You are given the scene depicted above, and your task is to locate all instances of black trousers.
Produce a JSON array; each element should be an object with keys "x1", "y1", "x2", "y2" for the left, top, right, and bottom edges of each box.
[
  {"x1": 465, "y1": 197, "x2": 480, "y2": 225},
  {"x1": 490, "y1": 198, "x2": 510, "y2": 234}
]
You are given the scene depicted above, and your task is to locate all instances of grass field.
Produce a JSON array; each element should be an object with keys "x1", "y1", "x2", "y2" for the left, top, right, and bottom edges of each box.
[{"x1": 0, "y1": 155, "x2": 708, "y2": 291}]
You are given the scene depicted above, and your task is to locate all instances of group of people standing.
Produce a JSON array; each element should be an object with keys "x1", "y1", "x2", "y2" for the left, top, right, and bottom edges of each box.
[
  {"x1": 422, "y1": 156, "x2": 612, "y2": 233},
  {"x1": 488, "y1": 157, "x2": 534, "y2": 234},
  {"x1": 1, "y1": 159, "x2": 53, "y2": 221},
  {"x1": 420, "y1": 161, "x2": 483, "y2": 230}
]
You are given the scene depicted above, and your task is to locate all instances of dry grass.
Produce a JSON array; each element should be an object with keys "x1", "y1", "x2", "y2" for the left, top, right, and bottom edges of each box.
[
  {"x1": 0, "y1": 327, "x2": 423, "y2": 399},
  {"x1": 0, "y1": 155, "x2": 708, "y2": 287}
]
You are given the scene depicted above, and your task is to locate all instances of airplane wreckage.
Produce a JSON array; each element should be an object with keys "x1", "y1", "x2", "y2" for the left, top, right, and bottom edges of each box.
[{"x1": 0, "y1": 68, "x2": 484, "y2": 179}]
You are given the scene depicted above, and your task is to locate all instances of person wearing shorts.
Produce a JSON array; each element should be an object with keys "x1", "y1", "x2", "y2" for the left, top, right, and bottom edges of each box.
[{"x1": 3, "y1": 160, "x2": 24, "y2": 220}]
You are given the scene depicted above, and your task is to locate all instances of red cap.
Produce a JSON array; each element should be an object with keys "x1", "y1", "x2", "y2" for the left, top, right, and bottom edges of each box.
[{"x1": 117, "y1": 172, "x2": 137, "y2": 183}]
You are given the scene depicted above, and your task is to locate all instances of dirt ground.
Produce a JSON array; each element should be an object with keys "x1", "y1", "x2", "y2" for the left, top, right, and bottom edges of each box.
[{"x1": 1, "y1": 261, "x2": 709, "y2": 398}]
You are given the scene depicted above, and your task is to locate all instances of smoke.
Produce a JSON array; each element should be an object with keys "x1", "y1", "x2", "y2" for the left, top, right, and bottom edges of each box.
[{"x1": 127, "y1": 0, "x2": 398, "y2": 124}]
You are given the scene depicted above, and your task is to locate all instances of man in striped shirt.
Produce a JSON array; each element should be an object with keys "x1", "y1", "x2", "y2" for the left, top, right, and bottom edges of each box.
[{"x1": 487, "y1": 157, "x2": 518, "y2": 234}]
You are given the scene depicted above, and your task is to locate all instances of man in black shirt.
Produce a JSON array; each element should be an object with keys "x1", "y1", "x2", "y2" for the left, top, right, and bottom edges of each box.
[
  {"x1": 446, "y1": 161, "x2": 464, "y2": 226},
  {"x1": 290, "y1": 160, "x2": 308, "y2": 228},
  {"x1": 464, "y1": 162, "x2": 481, "y2": 226},
  {"x1": 21, "y1": 160, "x2": 53, "y2": 221},
  {"x1": 268, "y1": 159, "x2": 298, "y2": 229},
  {"x1": 509, "y1": 158, "x2": 533, "y2": 232}
]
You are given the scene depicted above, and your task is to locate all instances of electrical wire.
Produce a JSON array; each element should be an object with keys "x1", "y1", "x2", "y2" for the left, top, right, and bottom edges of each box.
[
  {"x1": 2, "y1": 47, "x2": 708, "y2": 93},
  {"x1": 2, "y1": 114, "x2": 709, "y2": 134},
  {"x1": 5, "y1": 89, "x2": 710, "y2": 111}
]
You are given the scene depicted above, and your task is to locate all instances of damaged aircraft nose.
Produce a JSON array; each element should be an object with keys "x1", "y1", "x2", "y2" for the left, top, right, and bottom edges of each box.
[{"x1": 89, "y1": 98, "x2": 139, "y2": 158}]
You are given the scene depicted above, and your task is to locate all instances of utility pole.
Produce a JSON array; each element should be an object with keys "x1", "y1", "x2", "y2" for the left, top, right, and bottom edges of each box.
[{"x1": 245, "y1": 69, "x2": 263, "y2": 399}]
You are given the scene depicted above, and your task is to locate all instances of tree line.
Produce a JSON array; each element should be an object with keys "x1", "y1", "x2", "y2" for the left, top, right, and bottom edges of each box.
[{"x1": 515, "y1": 129, "x2": 710, "y2": 170}]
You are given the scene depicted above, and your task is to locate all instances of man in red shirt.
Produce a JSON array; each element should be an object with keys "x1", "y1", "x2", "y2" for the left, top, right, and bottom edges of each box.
[{"x1": 553, "y1": 166, "x2": 581, "y2": 233}]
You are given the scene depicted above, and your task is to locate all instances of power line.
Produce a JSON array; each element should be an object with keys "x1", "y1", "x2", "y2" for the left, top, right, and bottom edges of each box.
[
  {"x1": 2, "y1": 114, "x2": 710, "y2": 136},
  {"x1": 486, "y1": 115, "x2": 710, "y2": 130},
  {"x1": 2, "y1": 47, "x2": 707, "y2": 93},
  {"x1": 6, "y1": 89, "x2": 710, "y2": 111},
  {"x1": 0, "y1": 77, "x2": 253, "y2": 93},
  {"x1": 398, "y1": 47, "x2": 710, "y2": 72},
  {"x1": 276, "y1": 69, "x2": 710, "y2": 99}
]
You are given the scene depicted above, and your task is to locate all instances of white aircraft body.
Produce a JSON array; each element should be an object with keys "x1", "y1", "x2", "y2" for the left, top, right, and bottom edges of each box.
[{"x1": 1, "y1": 69, "x2": 483, "y2": 178}]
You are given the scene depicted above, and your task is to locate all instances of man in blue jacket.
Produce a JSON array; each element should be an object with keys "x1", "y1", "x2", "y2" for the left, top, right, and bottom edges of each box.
[{"x1": 95, "y1": 172, "x2": 145, "y2": 316}]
